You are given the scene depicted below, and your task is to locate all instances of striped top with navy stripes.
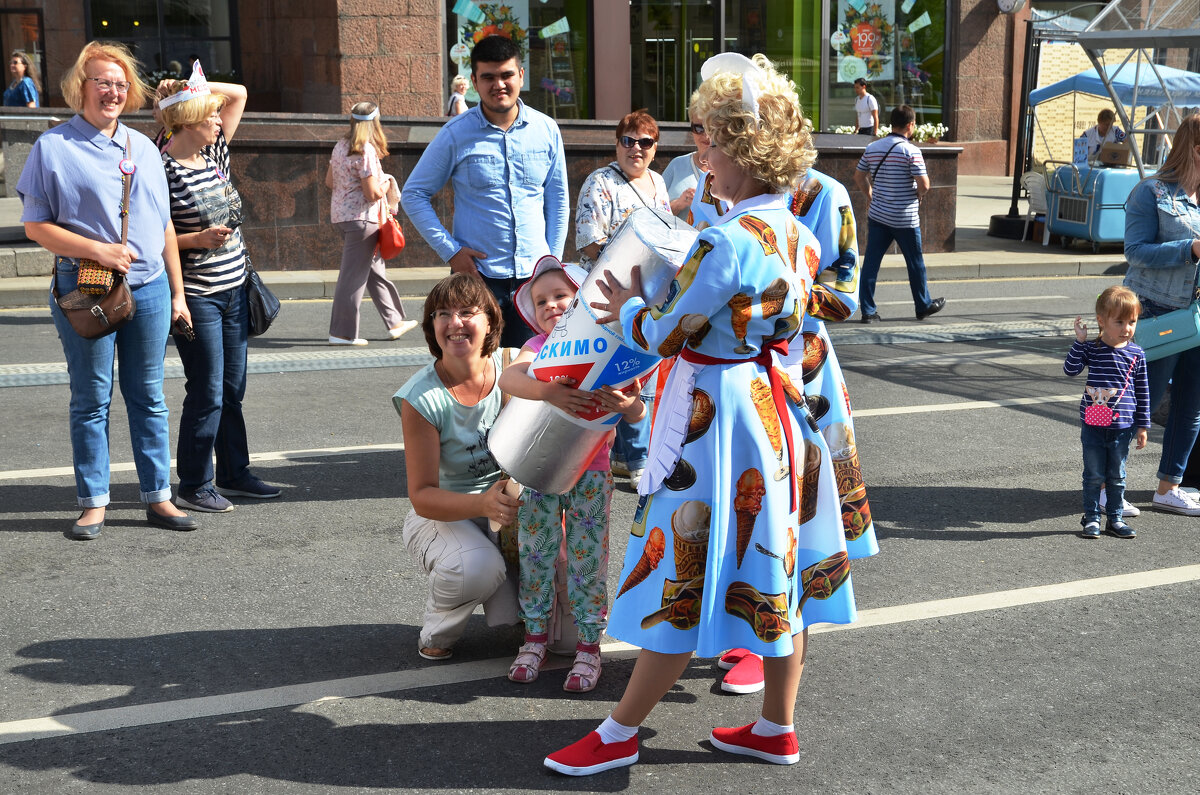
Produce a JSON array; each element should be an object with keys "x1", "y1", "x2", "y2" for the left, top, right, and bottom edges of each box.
[
  {"x1": 161, "y1": 130, "x2": 247, "y2": 296},
  {"x1": 1063, "y1": 339, "x2": 1150, "y2": 429},
  {"x1": 855, "y1": 133, "x2": 927, "y2": 228}
]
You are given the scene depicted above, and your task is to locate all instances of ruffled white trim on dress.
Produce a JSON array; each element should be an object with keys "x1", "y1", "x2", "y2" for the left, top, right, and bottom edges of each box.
[{"x1": 638, "y1": 356, "x2": 701, "y2": 496}]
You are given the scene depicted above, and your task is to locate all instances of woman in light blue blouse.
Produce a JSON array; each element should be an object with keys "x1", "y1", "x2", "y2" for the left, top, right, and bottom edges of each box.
[
  {"x1": 18, "y1": 41, "x2": 197, "y2": 540},
  {"x1": 1123, "y1": 113, "x2": 1200, "y2": 516},
  {"x1": 3, "y1": 51, "x2": 39, "y2": 108}
]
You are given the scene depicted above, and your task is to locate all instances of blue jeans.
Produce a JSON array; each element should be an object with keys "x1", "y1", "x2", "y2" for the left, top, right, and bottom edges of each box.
[
  {"x1": 173, "y1": 285, "x2": 251, "y2": 492},
  {"x1": 613, "y1": 395, "x2": 653, "y2": 472},
  {"x1": 1145, "y1": 342, "x2": 1200, "y2": 484},
  {"x1": 1081, "y1": 425, "x2": 1134, "y2": 524},
  {"x1": 480, "y1": 274, "x2": 534, "y2": 349},
  {"x1": 859, "y1": 219, "x2": 934, "y2": 316},
  {"x1": 49, "y1": 267, "x2": 173, "y2": 508}
]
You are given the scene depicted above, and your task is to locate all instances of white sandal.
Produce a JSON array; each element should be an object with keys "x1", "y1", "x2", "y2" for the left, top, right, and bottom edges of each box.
[
  {"x1": 563, "y1": 649, "x2": 602, "y2": 693},
  {"x1": 508, "y1": 641, "x2": 547, "y2": 683}
]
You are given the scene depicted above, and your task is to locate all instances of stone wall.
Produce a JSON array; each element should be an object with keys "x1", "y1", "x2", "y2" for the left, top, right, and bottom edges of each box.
[
  {"x1": 945, "y1": 1, "x2": 1026, "y2": 176},
  {"x1": 1, "y1": 110, "x2": 959, "y2": 274}
]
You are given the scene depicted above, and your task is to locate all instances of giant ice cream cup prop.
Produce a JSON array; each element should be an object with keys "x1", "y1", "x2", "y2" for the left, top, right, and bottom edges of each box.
[{"x1": 488, "y1": 208, "x2": 698, "y2": 494}]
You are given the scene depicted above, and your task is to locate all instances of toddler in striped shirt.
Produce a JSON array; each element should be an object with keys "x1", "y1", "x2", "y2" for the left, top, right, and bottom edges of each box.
[{"x1": 1064, "y1": 286, "x2": 1150, "y2": 539}]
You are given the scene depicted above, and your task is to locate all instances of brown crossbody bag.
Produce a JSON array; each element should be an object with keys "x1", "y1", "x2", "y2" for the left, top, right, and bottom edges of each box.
[{"x1": 52, "y1": 133, "x2": 137, "y2": 339}]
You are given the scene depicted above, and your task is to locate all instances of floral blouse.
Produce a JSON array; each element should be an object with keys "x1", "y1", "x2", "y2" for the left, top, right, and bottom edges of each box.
[
  {"x1": 575, "y1": 162, "x2": 670, "y2": 271},
  {"x1": 330, "y1": 139, "x2": 388, "y2": 224}
]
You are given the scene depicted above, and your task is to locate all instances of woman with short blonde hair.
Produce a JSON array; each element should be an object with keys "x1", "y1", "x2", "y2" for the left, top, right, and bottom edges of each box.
[
  {"x1": 546, "y1": 53, "x2": 858, "y2": 776},
  {"x1": 325, "y1": 101, "x2": 414, "y2": 345},
  {"x1": 18, "y1": 40, "x2": 197, "y2": 539},
  {"x1": 446, "y1": 74, "x2": 468, "y2": 116}
]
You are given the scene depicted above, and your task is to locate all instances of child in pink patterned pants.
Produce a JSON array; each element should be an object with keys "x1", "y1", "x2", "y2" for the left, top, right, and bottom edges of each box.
[{"x1": 498, "y1": 256, "x2": 646, "y2": 692}]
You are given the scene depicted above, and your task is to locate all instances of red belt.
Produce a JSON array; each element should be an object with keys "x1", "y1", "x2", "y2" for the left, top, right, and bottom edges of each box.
[{"x1": 680, "y1": 339, "x2": 798, "y2": 511}]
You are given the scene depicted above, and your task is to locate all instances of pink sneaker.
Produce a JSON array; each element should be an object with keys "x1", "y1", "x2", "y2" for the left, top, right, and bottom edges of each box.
[
  {"x1": 717, "y1": 648, "x2": 755, "y2": 671},
  {"x1": 710, "y1": 723, "x2": 800, "y2": 765},
  {"x1": 721, "y1": 653, "x2": 764, "y2": 694},
  {"x1": 544, "y1": 731, "x2": 639, "y2": 776}
]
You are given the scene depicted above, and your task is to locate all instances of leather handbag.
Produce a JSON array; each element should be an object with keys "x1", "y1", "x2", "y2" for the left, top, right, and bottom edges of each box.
[
  {"x1": 52, "y1": 134, "x2": 137, "y2": 339},
  {"x1": 244, "y1": 260, "x2": 280, "y2": 337},
  {"x1": 376, "y1": 201, "x2": 405, "y2": 260},
  {"x1": 1134, "y1": 301, "x2": 1200, "y2": 361},
  {"x1": 52, "y1": 265, "x2": 136, "y2": 339}
]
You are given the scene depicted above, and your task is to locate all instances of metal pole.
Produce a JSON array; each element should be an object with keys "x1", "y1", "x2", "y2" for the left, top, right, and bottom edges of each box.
[{"x1": 1007, "y1": 20, "x2": 1038, "y2": 218}]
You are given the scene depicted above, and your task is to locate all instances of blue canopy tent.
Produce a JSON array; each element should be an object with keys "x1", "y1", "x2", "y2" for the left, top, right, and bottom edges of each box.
[{"x1": 1029, "y1": 63, "x2": 1200, "y2": 108}]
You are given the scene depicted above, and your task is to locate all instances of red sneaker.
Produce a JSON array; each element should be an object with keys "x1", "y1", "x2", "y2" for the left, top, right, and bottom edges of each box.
[
  {"x1": 721, "y1": 653, "x2": 764, "y2": 694},
  {"x1": 544, "y1": 731, "x2": 639, "y2": 776},
  {"x1": 717, "y1": 647, "x2": 755, "y2": 671},
  {"x1": 710, "y1": 723, "x2": 799, "y2": 765}
]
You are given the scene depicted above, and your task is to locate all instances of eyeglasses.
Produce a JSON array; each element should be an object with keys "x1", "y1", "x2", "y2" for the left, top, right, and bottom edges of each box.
[
  {"x1": 86, "y1": 77, "x2": 132, "y2": 94},
  {"x1": 689, "y1": 122, "x2": 705, "y2": 135},
  {"x1": 619, "y1": 135, "x2": 657, "y2": 150},
  {"x1": 431, "y1": 307, "x2": 482, "y2": 321}
]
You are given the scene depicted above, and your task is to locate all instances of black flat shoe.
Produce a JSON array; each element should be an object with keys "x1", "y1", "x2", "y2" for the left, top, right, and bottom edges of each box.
[
  {"x1": 69, "y1": 517, "x2": 103, "y2": 541},
  {"x1": 860, "y1": 312, "x2": 882, "y2": 324},
  {"x1": 146, "y1": 508, "x2": 199, "y2": 532},
  {"x1": 916, "y1": 297, "x2": 946, "y2": 320}
]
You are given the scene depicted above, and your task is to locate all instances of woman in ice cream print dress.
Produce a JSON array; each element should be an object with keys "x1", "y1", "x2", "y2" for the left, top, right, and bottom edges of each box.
[
  {"x1": 788, "y1": 169, "x2": 879, "y2": 560},
  {"x1": 544, "y1": 53, "x2": 857, "y2": 776}
]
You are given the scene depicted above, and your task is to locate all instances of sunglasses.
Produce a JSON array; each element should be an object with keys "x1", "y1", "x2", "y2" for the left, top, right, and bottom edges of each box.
[
  {"x1": 619, "y1": 135, "x2": 657, "y2": 149},
  {"x1": 689, "y1": 122, "x2": 705, "y2": 135}
]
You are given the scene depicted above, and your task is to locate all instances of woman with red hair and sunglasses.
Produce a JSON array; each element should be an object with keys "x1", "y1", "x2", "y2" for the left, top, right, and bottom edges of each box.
[{"x1": 574, "y1": 110, "x2": 672, "y2": 490}]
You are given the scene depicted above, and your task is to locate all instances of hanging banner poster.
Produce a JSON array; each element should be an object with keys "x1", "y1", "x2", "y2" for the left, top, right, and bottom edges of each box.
[
  {"x1": 453, "y1": 0, "x2": 531, "y2": 100},
  {"x1": 834, "y1": 0, "x2": 895, "y2": 83},
  {"x1": 907, "y1": 11, "x2": 932, "y2": 33}
]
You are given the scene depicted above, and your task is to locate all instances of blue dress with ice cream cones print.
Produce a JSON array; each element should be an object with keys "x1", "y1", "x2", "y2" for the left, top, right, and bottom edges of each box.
[
  {"x1": 608, "y1": 192, "x2": 858, "y2": 658},
  {"x1": 788, "y1": 168, "x2": 879, "y2": 560}
]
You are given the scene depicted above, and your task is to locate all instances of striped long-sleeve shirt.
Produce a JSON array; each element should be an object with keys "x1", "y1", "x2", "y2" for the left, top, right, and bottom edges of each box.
[{"x1": 1063, "y1": 339, "x2": 1150, "y2": 429}]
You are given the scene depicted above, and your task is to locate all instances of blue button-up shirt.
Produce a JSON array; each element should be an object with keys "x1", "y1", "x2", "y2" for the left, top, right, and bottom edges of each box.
[
  {"x1": 402, "y1": 100, "x2": 568, "y2": 280},
  {"x1": 17, "y1": 115, "x2": 171, "y2": 287}
]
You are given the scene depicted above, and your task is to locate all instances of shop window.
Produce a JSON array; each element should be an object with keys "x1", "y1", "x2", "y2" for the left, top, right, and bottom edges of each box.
[
  {"x1": 88, "y1": 1, "x2": 238, "y2": 82},
  {"x1": 828, "y1": 0, "x2": 945, "y2": 130},
  {"x1": 630, "y1": 0, "x2": 716, "y2": 122},
  {"x1": 447, "y1": 1, "x2": 591, "y2": 120}
]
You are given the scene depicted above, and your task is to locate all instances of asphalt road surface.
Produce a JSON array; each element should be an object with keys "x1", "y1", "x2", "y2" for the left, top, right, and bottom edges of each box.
[{"x1": 2, "y1": 274, "x2": 1198, "y2": 793}]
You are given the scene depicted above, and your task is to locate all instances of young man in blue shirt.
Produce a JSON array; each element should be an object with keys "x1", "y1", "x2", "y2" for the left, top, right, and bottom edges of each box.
[{"x1": 403, "y1": 35, "x2": 569, "y2": 347}]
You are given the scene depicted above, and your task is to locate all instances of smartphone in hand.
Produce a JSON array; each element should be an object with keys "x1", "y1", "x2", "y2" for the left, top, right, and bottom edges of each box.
[{"x1": 172, "y1": 317, "x2": 195, "y2": 341}]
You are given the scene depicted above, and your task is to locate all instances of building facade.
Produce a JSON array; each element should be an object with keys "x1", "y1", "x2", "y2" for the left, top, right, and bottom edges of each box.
[{"x1": 1, "y1": 0, "x2": 1024, "y2": 174}]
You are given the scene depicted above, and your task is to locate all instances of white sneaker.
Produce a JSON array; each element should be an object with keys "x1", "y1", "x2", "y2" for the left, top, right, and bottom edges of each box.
[
  {"x1": 629, "y1": 469, "x2": 644, "y2": 490},
  {"x1": 1098, "y1": 490, "x2": 1141, "y2": 518},
  {"x1": 328, "y1": 336, "x2": 368, "y2": 346},
  {"x1": 1151, "y1": 487, "x2": 1200, "y2": 516},
  {"x1": 388, "y1": 320, "x2": 419, "y2": 340}
]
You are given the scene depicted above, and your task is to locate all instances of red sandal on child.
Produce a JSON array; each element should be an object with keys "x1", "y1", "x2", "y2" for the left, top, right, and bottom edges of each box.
[
  {"x1": 508, "y1": 640, "x2": 547, "y2": 683},
  {"x1": 563, "y1": 646, "x2": 601, "y2": 692}
]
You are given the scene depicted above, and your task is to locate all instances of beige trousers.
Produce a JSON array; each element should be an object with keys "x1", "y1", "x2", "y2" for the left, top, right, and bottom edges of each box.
[{"x1": 402, "y1": 511, "x2": 518, "y2": 650}]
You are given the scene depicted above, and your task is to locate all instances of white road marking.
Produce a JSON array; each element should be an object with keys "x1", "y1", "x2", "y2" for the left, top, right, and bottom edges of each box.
[
  {"x1": 0, "y1": 444, "x2": 405, "y2": 482},
  {"x1": 875, "y1": 295, "x2": 1067, "y2": 306},
  {"x1": 854, "y1": 394, "x2": 1078, "y2": 417},
  {"x1": 2, "y1": 564, "x2": 1197, "y2": 745},
  {"x1": 1, "y1": 391, "x2": 1084, "y2": 481}
]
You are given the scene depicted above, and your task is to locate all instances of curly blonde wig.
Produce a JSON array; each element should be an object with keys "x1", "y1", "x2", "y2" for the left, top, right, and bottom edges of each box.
[
  {"x1": 694, "y1": 54, "x2": 814, "y2": 191},
  {"x1": 159, "y1": 81, "x2": 227, "y2": 132}
]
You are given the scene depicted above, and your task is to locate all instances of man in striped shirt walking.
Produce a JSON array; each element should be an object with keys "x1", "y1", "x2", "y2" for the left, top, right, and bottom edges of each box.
[{"x1": 853, "y1": 104, "x2": 945, "y2": 323}]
